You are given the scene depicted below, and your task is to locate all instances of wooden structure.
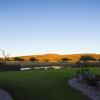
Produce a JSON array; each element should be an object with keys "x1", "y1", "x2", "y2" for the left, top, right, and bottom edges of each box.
[{"x1": 0, "y1": 62, "x2": 21, "y2": 71}]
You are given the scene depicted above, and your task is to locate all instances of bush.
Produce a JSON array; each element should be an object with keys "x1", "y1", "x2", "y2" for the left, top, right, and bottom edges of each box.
[
  {"x1": 80, "y1": 55, "x2": 97, "y2": 61},
  {"x1": 61, "y1": 58, "x2": 70, "y2": 62},
  {"x1": 29, "y1": 57, "x2": 38, "y2": 62},
  {"x1": 14, "y1": 57, "x2": 25, "y2": 61}
]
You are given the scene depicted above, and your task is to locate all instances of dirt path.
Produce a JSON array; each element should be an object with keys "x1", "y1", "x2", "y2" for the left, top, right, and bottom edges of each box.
[{"x1": 68, "y1": 78, "x2": 100, "y2": 100}]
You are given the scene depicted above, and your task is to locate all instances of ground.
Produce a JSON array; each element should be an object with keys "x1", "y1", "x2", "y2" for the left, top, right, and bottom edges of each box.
[{"x1": 0, "y1": 68, "x2": 99, "y2": 100}]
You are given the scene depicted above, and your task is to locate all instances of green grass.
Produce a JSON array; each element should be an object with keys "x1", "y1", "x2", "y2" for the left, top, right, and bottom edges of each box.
[{"x1": 0, "y1": 68, "x2": 99, "y2": 100}]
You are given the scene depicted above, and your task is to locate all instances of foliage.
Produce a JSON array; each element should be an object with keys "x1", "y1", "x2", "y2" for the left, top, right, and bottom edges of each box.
[
  {"x1": 14, "y1": 57, "x2": 25, "y2": 61},
  {"x1": 80, "y1": 55, "x2": 97, "y2": 61},
  {"x1": 61, "y1": 58, "x2": 70, "y2": 62},
  {"x1": 29, "y1": 57, "x2": 38, "y2": 62}
]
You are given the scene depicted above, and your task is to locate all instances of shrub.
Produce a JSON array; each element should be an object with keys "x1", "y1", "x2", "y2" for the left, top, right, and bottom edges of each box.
[
  {"x1": 14, "y1": 57, "x2": 25, "y2": 61},
  {"x1": 29, "y1": 57, "x2": 38, "y2": 62},
  {"x1": 61, "y1": 58, "x2": 70, "y2": 62},
  {"x1": 80, "y1": 55, "x2": 97, "y2": 61}
]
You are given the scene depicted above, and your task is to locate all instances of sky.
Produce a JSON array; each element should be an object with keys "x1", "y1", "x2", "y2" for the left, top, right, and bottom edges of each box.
[{"x1": 0, "y1": 0, "x2": 100, "y2": 57}]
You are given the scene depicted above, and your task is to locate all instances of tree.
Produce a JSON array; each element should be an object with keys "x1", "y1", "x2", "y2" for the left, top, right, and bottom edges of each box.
[
  {"x1": 14, "y1": 57, "x2": 25, "y2": 61},
  {"x1": 61, "y1": 58, "x2": 70, "y2": 62},
  {"x1": 80, "y1": 55, "x2": 96, "y2": 62},
  {"x1": 29, "y1": 57, "x2": 38, "y2": 62},
  {"x1": 0, "y1": 49, "x2": 10, "y2": 62}
]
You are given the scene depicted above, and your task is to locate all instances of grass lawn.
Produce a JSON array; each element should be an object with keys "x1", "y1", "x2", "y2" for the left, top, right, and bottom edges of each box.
[{"x1": 0, "y1": 68, "x2": 99, "y2": 100}]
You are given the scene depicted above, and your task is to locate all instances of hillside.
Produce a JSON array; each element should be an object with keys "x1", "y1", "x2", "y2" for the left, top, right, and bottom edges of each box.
[{"x1": 11, "y1": 53, "x2": 100, "y2": 62}]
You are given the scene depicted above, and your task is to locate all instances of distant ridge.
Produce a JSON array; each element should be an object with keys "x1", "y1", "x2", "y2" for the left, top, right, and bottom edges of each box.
[{"x1": 11, "y1": 53, "x2": 100, "y2": 62}]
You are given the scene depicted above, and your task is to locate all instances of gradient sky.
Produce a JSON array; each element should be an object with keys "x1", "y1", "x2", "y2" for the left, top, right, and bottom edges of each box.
[{"x1": 0, "y1": 0, "x2": 100, "y2": 57}]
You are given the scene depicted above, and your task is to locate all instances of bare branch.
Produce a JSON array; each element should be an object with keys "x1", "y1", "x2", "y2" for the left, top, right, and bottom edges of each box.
[{"x1": 0, "y1": 49, "x2": 9, "y2": 63}]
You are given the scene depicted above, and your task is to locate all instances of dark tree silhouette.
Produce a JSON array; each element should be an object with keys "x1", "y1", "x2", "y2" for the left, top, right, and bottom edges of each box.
[
  {"x1": 0, "y1": 49, "x2": 10, "y2": 62},
  {"x1": 61, "y1": 58, "x2": 70, "y2": 62},
  {"x1": 29, "y1": 57, "x2": 38, "y2": 62},
  {"x1": 80, "y1": 55, "x2": 96, "y2": 61},
  {"x1": 14, "y1": 57, "x2": 25, "y2": 61}
]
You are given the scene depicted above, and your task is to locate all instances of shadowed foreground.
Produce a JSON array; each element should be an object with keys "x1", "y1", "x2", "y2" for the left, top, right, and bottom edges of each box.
[{"x1": 0, "y1": 69, "x2": 95, "y2": 100}]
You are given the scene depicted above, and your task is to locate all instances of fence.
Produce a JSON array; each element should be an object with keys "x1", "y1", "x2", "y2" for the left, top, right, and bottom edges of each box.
[{"x1": 0, "y1": 62, "x2": 21, "y2": 71}]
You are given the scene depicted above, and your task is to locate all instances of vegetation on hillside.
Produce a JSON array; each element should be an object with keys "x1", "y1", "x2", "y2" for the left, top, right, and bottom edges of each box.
[
  {"x1": 80, "y1": 55, "x2": 97, "y2": 61},
  {"x1": 14, "y1": 57, "x2": 25, "y2": 61},
  {"x1": 10, "y1": 54, "x2": 100, "y2": 62},
  {"x1": 29, "y1": 57, "x2": 38, "y2": 62}
]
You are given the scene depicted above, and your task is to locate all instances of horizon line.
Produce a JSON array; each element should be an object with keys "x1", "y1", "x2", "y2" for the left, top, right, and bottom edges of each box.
[{"x1": 0, "y1": 52, "x2": 99, "y2": 58}]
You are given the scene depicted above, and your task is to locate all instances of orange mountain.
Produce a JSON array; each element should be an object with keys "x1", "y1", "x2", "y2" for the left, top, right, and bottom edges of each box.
[{"x1": 11, "y1": 53, "x2": 100, "y2": 62}]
